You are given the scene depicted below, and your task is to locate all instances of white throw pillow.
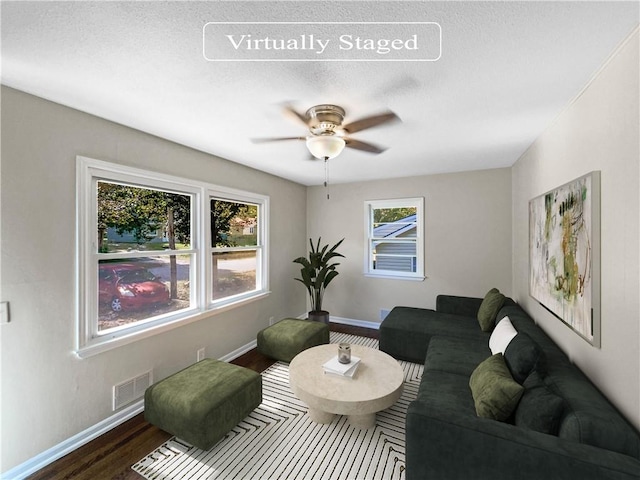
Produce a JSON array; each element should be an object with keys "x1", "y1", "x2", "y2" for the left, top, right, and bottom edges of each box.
[{"x1": 489, "y1": 316, "x2": 518, "y2": 355}]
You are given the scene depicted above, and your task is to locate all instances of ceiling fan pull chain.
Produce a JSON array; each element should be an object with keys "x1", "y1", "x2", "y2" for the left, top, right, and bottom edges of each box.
[{"x1": 324, "y1": 157, "x2": 330, "y2": 200}]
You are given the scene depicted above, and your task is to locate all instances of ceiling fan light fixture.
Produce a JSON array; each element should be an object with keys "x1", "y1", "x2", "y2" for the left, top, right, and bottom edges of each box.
[{"x1": 306, "y1": 135, "x2": 346, "y2": 160}]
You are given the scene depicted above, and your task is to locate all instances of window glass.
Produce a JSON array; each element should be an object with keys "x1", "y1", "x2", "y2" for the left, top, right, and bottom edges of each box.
[
  {"x1": 210, "y1": 198, "x2": 261, "y2": 305},
  {"x1": 210, "y1": 199, "x2": 258, "y2": 247},
  {"x1": 372, "y1": 241, "x2": 417, "y2": 273},
  {"x1": 97, "y1": 257, "x2": 191, "y2": 332},
  {"x1": 211, "y1": 251, "x2": 257, "y2": 301},
  {"x1": 98, "y1": 181, "x2": 191, "y2": 252},
  {"x1": 96, "y1": 181, "x2": 194, "y2": 332}
]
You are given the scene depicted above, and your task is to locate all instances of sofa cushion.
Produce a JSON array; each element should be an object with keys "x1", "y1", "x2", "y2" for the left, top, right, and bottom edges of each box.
[
  {"x1": 503, "y1": 333, "x2": 546, "y2": 384},
  {"x1": 548, "y1": 363, "x2": 640, "y2": 459},
  {"x1": 477, "y1": 288, "x2": 506, "y2": 332},
  {"x1": 436, "y1": 294, "x2": 484, "y2": 317},
  {"x1": 380, "y1": 306, "x2": 486, "y2": 363},
  {"x1": 417, "y1": 369, "x2": 476, "y2": 415},
  {"x1": 515, "y1": 372, "x2": 564, "y2": 435},
  {"x1": 489, "y1": 316, "x2": 518, "y2": 354},
  {"x1": 424, "y1": 336, "x2": 490, "y2": 377},
  {"x1": 469, "y1": 354, "x2": 524, "y2": 421}
]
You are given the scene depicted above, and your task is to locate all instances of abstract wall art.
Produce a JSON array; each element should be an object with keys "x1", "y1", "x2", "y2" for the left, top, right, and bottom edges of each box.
[{"x1": 529, "y1": 171, "x2": 601, "y2": 346}]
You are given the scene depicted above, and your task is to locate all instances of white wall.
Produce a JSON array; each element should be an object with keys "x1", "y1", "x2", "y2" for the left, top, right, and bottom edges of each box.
[
  {"x1": 306, "y1": 168, "x2": 513, "y2": 323},
  {"x1": 512, "y1": 29, "x2": 639, "y2": 429},
  {"x1": 0, "y1": 87, "x2": 307, "y2": 471}
]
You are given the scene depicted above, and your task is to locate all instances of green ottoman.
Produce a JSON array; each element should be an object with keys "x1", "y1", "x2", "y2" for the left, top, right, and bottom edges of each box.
[
  {"x1": 144, "y1": 358, "x2": 262, "y2": 450},
  {"x1": 257, "y1": 318, "x2": 330, "y2": 362}
]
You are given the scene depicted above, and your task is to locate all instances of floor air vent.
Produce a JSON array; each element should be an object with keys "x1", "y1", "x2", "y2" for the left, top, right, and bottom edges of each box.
[{"x1": 113, "y1": 371, "x2": 152, "y2": 411}]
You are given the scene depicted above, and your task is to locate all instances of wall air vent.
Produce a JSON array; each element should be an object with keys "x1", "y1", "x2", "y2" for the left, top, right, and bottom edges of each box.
[{"x1": 113, "y1": 370, "x2": 152, "y2": 411}]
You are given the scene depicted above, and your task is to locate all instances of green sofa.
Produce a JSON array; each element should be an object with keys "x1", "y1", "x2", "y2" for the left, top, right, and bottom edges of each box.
[{"x1": 380, "y1": 295, "x2": 640, "y2": 480}]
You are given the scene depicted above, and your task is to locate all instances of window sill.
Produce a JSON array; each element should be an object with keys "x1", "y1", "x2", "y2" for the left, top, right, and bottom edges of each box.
[
  {"x1": 364, "y1": 273, "x2": 427, "y2": 282},
  {"x1": 74, "y1": 291, "x2": 270, "y2": 359},
  {"x1": 364, "y1": 273, "x2": 426, "y2": 281}
]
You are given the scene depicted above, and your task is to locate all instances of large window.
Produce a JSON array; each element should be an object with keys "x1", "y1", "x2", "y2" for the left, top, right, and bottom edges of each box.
[
  {"x1": 364, "y1": 197, "x2": 424, "y2": 280},
  {"x1": 76, "y1": 157, "x2": 269, "y2": 357}
]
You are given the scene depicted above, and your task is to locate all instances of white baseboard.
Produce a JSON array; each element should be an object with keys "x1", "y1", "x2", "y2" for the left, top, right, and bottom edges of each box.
[
  {"x1": 2, "y1": 399, "x2": 144, "y2": 479},
  {"x1": 218, "y1": 339, "x2": 257, "y2": 362},
  {"x1": 329, "y1": 315, "x2": 381, "y2": 330},
  {"x1": 296, "y1": 312, "x2": 381, "y2": 330}
]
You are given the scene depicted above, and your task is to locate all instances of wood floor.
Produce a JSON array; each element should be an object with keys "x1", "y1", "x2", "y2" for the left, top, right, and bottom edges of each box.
[{"x1": 27, "y1": 323, "x2": 378, "y2": 480}]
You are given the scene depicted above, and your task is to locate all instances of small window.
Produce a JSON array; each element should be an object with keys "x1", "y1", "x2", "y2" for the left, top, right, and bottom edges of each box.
[{"x1": 364, "y1": 198, "x2": 424, "y2": 280}]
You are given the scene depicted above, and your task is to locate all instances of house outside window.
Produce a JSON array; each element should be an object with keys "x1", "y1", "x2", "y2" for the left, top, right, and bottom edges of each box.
[
  {"x1": 76, "y1": 156, "x2": 269, "y2": 357},
  {"x1": 364, "y1": 197, "x2": 425, "y2": 280}
]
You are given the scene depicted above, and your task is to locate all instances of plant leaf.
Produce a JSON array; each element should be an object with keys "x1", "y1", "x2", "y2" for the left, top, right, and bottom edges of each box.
[
  {"x1": 293, "y1": 256, "x2": 311, "y2": 267},
  {"x1": 323, "y1": 270, "x2": 339, "y2": 288}
]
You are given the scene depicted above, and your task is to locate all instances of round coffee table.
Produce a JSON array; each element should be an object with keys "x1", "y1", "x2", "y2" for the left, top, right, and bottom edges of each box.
[{"x1": 288, "y1": 344, "x2": 404, "y2": 429}]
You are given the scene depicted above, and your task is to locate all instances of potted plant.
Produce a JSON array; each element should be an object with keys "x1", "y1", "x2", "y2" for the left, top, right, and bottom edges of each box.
[{"x1": 293, "y1": 237, "x2": 345, "y2": 324}]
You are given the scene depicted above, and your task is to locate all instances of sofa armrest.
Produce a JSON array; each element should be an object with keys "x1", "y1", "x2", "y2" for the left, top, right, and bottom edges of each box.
[
  {"x1": 406, "y1": 401, "x2": 640, "y2": 480},
  {"x1": 436, "y1": 295, "x2": 483, "y2": 317}
]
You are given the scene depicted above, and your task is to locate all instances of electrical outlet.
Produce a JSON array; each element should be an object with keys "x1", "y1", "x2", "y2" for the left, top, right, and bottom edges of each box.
[
  {"x1": 269, "y1": 316, "x2": 275, "y2": 326},
  {"x1": 0, "y1": 302, "x2": 9, "y2": 324},
  {"x1": 197, "y1": 348, "x2": 205, "y2": 362}
]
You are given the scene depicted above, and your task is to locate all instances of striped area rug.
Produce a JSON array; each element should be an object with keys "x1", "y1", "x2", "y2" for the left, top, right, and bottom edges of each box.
[{"x1": 132, "y1": 333, "x2": 423, "y2": 480}]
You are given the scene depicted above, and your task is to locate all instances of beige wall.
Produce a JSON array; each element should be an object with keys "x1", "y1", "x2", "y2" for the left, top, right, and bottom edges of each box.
[
  {"x1": 306, "y1": 168, "x2": 513, "y2": 323},
  {"x1": 512, "y1": 29, "x2": 639, "y2": 428},
  {"x1": 0, "y1": 87, "x2": 307, "y2": 470}
]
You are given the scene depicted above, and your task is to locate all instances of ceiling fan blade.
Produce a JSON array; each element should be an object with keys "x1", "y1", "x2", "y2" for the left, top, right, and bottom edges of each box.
[
  {"x1": 344, "y1": 138, "x2": 387, "y2": 154},
  {"x1": 251, "y1": 136, "x2": 306, "y2": 143},
  {"x1": 283, "y1": 105, "x2": 309, "y2": 126},
  {"x1": 342, "y1": 111, "x2": 400, "y2": 134}
]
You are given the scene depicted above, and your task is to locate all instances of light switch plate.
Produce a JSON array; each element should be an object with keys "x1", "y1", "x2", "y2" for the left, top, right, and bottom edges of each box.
[{"x1": 0, "y1": 302, "x2": 10, "y2": 324}]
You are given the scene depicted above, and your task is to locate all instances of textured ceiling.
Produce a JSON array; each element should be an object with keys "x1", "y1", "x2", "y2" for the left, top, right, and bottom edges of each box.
[{"x1": 2, "y1": 1, "x2": 638, "y2": 186}]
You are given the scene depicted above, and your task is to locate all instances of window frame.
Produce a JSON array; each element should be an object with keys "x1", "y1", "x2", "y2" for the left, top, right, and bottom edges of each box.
[
  {"x1": 76, "y1": 156, "x2": 269, "y2": 358},
  {"x1": 363, "y1": 197, "x2": 425, "y2": 281}
]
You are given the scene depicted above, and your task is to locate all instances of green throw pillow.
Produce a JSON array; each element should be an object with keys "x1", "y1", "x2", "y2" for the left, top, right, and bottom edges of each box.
[
  {"x1": 477, "y1": 288, "x2": 506, "y2": 332},
  {"x1": 469, "y1": 354, "x2": 524, "y2": 421}
]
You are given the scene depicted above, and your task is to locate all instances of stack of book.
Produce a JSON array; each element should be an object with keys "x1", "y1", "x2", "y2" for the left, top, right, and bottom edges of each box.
[{"x1": 322, "y1": 355, "x2": 361, "y2": 378}]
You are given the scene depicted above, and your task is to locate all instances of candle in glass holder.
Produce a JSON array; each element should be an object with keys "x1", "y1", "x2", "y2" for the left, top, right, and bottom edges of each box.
[{"x1": 338, "y1": 343, "x2": 351, "y2": 364}]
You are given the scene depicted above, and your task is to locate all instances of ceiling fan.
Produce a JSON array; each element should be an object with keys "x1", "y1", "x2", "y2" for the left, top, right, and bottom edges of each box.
[{"x1": 252, "y1": 104, "x2": 401, "y2": 161}]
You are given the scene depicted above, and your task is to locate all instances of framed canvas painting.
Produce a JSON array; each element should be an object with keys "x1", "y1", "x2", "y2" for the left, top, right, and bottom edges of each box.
[{"x1": 529, "y1": 171, "x2": 601, "y2": 347}]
